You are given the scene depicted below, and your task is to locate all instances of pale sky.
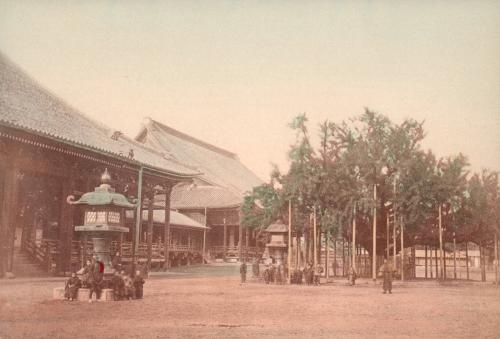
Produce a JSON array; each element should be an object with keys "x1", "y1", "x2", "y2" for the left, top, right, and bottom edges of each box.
[{"x1": 1, "y1": 1, "x2": 499, "y2": 180}]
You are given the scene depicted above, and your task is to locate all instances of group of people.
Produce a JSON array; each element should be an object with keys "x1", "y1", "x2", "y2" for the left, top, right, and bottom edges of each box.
[
  {"x1": 64, "y1": 255, "x2": 145, "y2": 302},
  {"x1": 240, "y1": 256, "x2": 396, "y2": 294}
]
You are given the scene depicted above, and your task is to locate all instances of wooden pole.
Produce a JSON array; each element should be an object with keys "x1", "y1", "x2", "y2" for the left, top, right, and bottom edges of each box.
[
  {"x1": 400, "y1": 216, "x2": 404, "y2": 281},
  {"x1": 372, "y1": 184, "x2": 377, "y2": 282},
  {"x1": 435, "y1": 247, "x2": 438, "y2": 280},
  {"x1": 342, "y1": 238, "x2": 345, "y2": 276},
  {"x1": 352, "y1": 203, "x2": 356, "y2": 272},
  {"x1": 453, "y1": 233, "x2": 457, "y2": 280},
  {"x1": 333, "y1": 237, "x2": 337, "y2": 277},
  {"x1": 296, "y1": 233, "x2": 300, "y2": 269},
  {"x1": 425, "y1": 245, "x2": 428, "y2": 279},
  {"x1": 465, "y1": 242, "x2": 469, "y2": 280},
  {"x1": 146, "y1": 195, "x2": 154, "y2": 272},
  {"x1": 133, "y1": 167, "x2": 143, "y2": 265},
  {"x1": 495, "y1": 233, "x2": 499, "y2": 285},
  {"x1": 393, "y1": 213, "x2": 397, "y2": 266},
  {"x1": 438, "y1": 205, "x2": 444, "y2": 280},
  {"x1": 313, "y1": 207, "x2": 317, "y2": 269},
  {"x1": 288, "y1": 200, "x2": 292, "y2": 283},
  {"x1": 163, "y1": 185, "x2": 171, "y2": 270},
  {"x1": 326, "y1": 231, "x2": 330, "y2": 281},
  {"x1": 386, "y1": 214, "x2": 390, "y2": 260},
  {"x1": 430, "y1": 246, "x2": 433, "y2": 279},
  {"x1": 223, "y1": 215, "x2": 227, "y2": 261}
]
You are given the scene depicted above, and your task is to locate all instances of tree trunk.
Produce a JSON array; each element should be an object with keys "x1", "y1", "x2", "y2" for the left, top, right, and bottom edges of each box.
[
  {"x1": 424, "y1": 246, "x2": 428, "y2": 279},
  {"x1": 333, "y1": 237, "x2": 337, "y2": 277},
  {"x1": 342, "y1": 238, "x2": 345, "y2": 277},
  {"x1": 435, "y1": 247, "x2": 438, "y2": 280},
  {"x1": 305, "y1": 228, "x2": 310, "y2": 264},
  {"x1": 480, "y1": 243, "x2": 486, "y2": 282},
  {"x1": 465, "y1": 242, "x2": 469, "y2": 280}
]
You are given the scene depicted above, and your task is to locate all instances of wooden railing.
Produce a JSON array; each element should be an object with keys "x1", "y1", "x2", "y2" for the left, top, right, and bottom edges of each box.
[
  {"x1": 22, "y1": 236, "x2": 259, "y2": 273},
  {"x1": 23, "y1": 237, "x2": 59, "y2": 274}
]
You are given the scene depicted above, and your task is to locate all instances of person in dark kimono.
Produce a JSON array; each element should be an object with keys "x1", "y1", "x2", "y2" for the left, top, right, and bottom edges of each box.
[
  {"x1": 252, "y1": 259, "x2": 260, "y2": 278},
  {"x1": 133, "y1": 270, "x2": 145, "y2": 299},
  {"x1": 88, "y1": 256, "x2": 105, "y2": 302},
  {"x1": 64, "y1": 272, "x2": 81, "y2": 301},
  {"x1": 379, "y1": 259, "x2": 395, "y2": 294},
  {"x1": 239, "y1": 261, "x2": 247, "y2": 284},
  {"x1": 111, "y1": 270, "x2": 124, "y2": 301},
  {"x1": 263, "y1": 265, "x2": 271, "y2": 284}
]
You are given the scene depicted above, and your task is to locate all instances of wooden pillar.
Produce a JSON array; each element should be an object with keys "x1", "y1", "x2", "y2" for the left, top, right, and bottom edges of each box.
[
  {"x1": 223, "y1": 215, "x2": 227, "y2": 261},
  {"x1": 163, "y1": 185, "x2": 172, "y2": 270},
  {"x1": 146, "y1": 193, "x2": 154, "y2": 272},
  {"x1": 132, "y1": 167, "x2": 143, "y2": 265},
  {"x1": 81, "y1": 234, "x2": 88, "y2": 268},
  {"x1": 58, "y1": 177, "x2": 75, "y2": 275},
  {"x1": 0, "y1": 161, "x2": 19, "y2": 277}
]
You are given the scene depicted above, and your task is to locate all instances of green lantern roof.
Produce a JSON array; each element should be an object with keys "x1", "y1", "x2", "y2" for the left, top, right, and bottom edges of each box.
[{"x1": 67, "y1": 169, "x2": 136, "y2": 209}]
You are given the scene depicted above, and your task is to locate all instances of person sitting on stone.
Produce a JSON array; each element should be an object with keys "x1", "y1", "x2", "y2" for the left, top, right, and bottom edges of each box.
[
  {"x1": 76, "y1": 259, "x2": 92, "y2": 288},
  {"x1": 64, "y1": 272, "x2": 81, "y2": 301},
  {"x1": 111, "y1": 270, "x2": 125, "y2": 301},
  {"x1": 133, "y1": 270, "x2": 145, "y2": 299},
  {"x1": 121, "y1": 270, "x2": 134, "y2": 300}
]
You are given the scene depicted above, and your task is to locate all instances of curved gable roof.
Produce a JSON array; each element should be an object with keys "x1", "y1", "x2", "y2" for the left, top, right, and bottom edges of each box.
[{"x1": 136, "y1": 118, "x2": 263, "y2": 196}]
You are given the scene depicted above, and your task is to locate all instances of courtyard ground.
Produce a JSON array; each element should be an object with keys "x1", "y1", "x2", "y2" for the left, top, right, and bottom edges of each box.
[{"x1": 1, "y1": 266, "x2": 499, "y2": 338}]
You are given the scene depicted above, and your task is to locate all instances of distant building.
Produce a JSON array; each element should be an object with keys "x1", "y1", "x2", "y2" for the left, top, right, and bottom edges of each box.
[{"x1": 136, "y1": 118, "x2": 263, "y2": 261}]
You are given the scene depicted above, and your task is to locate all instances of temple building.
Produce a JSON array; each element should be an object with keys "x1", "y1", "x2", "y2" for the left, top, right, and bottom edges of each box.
[
  {"x1": 0, "y1": 53, "x2": 210, "y2": 277},
  {"x1": 136, "y1": 118, "x2": 263, "y2": 262}
]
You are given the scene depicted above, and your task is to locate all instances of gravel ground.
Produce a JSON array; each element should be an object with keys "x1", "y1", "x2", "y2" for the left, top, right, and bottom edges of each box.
[{"x1": 1, "y1": 271, "x2": 500, "y2": 338}]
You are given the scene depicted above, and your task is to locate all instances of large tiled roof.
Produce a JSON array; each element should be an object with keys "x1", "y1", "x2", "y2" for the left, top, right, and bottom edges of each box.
[
  {"x1": 168, "y1": 184, "x2": 242, "y2": 209},
  {"x1": 0, "y1": 53, "x2": 199, "y2": 178},
  {"x1": 136, "y1": 118, "x2": 263, "y2": 196}
]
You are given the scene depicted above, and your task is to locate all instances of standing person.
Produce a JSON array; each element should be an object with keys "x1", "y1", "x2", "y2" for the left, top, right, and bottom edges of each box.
[
  {"x1": 239, "y1": 261, "x2": 247, "y2": 284},
  {"x1": 314, "y1": 263, "x2": 323, "y2": 286},
  {"x1": 252, "y1": 259, "x2": 260, "y2": 278},
  {"x1": 64, "y1": 272, "x2": 81, "y2": 301},
  {"x1": 133, "y1": 270, "x2": 145, "y2": 299},
  {"x1": 348, "y1": 265, "x2": 357, "y2": 286},
  {"x1": 379, "y1": 259, "x2": 395, "y2": 294}
]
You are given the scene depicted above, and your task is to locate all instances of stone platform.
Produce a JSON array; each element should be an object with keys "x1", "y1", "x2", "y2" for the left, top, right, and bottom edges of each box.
[{"x1": 53, "y1": 287, "x2": 114, "y2": 302}]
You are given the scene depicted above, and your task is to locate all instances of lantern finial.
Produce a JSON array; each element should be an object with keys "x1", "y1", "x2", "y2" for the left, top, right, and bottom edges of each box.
[{"x1": 101, "y1": 168, "x2": 111, "y2": 184}]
